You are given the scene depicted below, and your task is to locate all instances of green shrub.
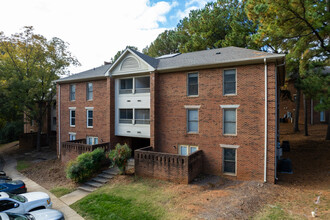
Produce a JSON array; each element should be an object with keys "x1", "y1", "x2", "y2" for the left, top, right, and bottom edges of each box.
[
  {"x1": 0, "y1": 121, "x2": 23, "y2": 144},
  {"x1": 108, "y1": 143, "x2": 131, "y2": 174},
  {"x1": 66, "y1": 148, "x2": 106, "y2": 183}
]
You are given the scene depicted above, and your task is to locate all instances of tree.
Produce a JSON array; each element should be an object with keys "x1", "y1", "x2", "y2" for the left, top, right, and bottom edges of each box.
[
  {"x1": 0, "y1": 26, "x2": 79, "y2": 150},
  {"x1": 143, "y1": 30, "x2": 182, "y2": 57},
  {"x1": 245, "y1": 0, "x2": 330, "y2": 133},
  {"x1": 143, "y1": 0, "x2": 259, "y2": 57},
  {"x1": 110, "y1": 46, "x2": 138, "y2": 63},
  {"x1": 302, "y1": 65, "x2": 330, "y2": 140}
]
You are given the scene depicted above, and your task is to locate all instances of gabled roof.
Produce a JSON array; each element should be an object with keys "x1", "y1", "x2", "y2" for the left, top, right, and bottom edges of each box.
[
  {"x1": 55, "y1": 64, "x2": 111, "y2": 83},
  {"x1": 130, "y1": 49, "x2": 159, "y2": 69}
]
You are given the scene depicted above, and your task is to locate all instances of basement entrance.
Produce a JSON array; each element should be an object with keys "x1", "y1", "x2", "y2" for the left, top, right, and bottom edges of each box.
[{"x1": 131, "y1": 137, "x2": 150, "y2": 157}]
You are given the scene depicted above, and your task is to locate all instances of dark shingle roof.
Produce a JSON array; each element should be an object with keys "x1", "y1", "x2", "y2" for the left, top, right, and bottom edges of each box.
[
  {"x1": 156, "y1": 46, "x2": 284, "y2": 70},
  {"x1": 130, "y1": 49, "x2": 159, "y2": 68},
  {"x1": 55, "y1": 64, "x2": 111, "y2": 83}
]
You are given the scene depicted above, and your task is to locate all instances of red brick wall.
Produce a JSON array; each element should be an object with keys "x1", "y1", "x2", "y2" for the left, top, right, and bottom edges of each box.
[
  {"x1": 154, "y1": 63, "x2": 277, "y2": 182},
  {"x1": 57, "y1": 79, "x2": 110, "y2": 155}
]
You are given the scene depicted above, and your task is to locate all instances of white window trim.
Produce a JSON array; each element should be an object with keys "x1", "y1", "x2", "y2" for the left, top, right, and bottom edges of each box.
[
  {"x1": 118, "y1": 75, "x2": 150, "y2": 95},
  {"x1": 68, "y1": 107, "x2": 76, "y2": 110},
  {"x1": 69, "y1": 132, "x2": 76, "y2": 135},
  {"x1": 69, "y1": 132, "x2": 76, "y2": 141},
  {"x1": 222, "y1": 108, "x2": 238, "y2": 136},
  {"x1": 220, "y1": 145, "x2": 238, "y2": 176},
  {"x1": 178, "y1": 145, "x2": 199, "y2": 155},
  {"x1": 86, "y1": 109, "x2": 93, "y2": 128},
  {"x1": 184, "y1": 105, "x2": 201, "y2": 109},
  {"x1": 69, "y1": 109, "x2": 75, "y2": 127},
  {"x1": 223, "y1": 68, "x2": 237, "y2": 96},
  {"x1": 70, "y1": 84, "x2": 76, "y2": 101},
  {"x1": 187, "y1": 109, "x2": 199, "y2": 134},
  {"x1": 220, "y1": 104, "x2": 240, "y2": 109},
  {"x1": 187, "y1": 72, "x2": 199, "y2": 97}
]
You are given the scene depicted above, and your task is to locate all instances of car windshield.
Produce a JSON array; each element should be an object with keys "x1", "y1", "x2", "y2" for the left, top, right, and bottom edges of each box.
[{"x1": 7, "y1": 193, "x2": 26, "y2": 203}]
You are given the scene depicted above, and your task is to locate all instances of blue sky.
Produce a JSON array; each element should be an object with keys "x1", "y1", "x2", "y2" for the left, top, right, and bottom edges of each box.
[{"x1": 0, "y1": 0, "x2": 210, "y2": 74}]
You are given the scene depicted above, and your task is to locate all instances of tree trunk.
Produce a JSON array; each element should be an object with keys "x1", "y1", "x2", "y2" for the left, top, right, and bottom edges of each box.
[
  {"x1": 36, "y1": 102, "x2": 43, "y2": 151},
  {"x1": 294, "y1": 88, "x2": 301, "y2": 132},
  {"x1": 303, "y1": 94, "x2": 308, "y2": 136}
]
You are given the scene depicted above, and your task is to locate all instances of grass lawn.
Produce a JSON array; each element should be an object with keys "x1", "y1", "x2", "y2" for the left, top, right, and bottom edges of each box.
[
  {"x1": 253, "y1": 205, "x2": 300, "y2": 220},
  {"x1": 50, "y1": 187, "x2": 75, "y2": 197},
  {"x1": 71, "y1": 177, "x2": 184, "y2": 220},
  {"x1": 16, "y1": 160, "x2": 32, "y2": 171}
]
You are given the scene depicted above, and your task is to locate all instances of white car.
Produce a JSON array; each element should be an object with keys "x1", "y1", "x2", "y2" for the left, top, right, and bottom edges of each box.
[
  {"x1": 0, "y1": 209, "x2": 64, "y2": 220},
  {"x1": 0, "y1": 192, "x2": 52, "y2": 213}
]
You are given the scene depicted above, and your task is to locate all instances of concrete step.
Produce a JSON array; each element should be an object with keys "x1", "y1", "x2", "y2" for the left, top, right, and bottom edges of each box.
[
  {"x1": 98, "y1": 173, "x2": 114, "y2": 179},
  {"x1": 78, "y1": 185, "x2": 96, "y2": 192},
  {"x1": 85, "y1": 180, "x2": 103, "y2": 188},
  {"x1": 103, "y1": 169, "x2": 119, "y2": 175},
  {"x1": 92, "y1": 177, "x2": 109, "y2": 184}
]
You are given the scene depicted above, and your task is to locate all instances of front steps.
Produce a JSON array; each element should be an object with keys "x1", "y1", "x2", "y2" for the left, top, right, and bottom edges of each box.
[{"x1": 78, "y1": 159, "x2": 134, "y2": 192}]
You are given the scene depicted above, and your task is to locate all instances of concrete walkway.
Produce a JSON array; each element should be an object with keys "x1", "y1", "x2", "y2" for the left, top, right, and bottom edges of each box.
[{"x1": 1, "y1": 145, "x2": 84, "y2": 220}]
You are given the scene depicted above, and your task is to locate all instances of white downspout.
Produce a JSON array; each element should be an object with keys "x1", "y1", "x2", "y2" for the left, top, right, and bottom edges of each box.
[
  {"x1": 264, "y1": 58, "x2": 268, "y2": 183},
  {"x1": 275, "y1": 64, "x2": 278, "y2": 181},
  {"x1": 58, "y1": 84, "x2": 61, "y2": 158}
]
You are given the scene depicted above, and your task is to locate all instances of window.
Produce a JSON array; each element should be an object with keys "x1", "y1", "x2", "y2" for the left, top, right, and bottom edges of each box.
[
  {"x1": 135, "y1": 109, "x2": 150, "y2": 124},
  {"x1": 223, "y1": 69, "x2": 236, "y2": 95},
  {"x1": 187, "y1": 109, "x2": 198, "y2": 133},
  {"x1": 135, "y1": 76, "x2": 150, "y2": 93},
  {"x1": 223, "y1": 148, "x2": 236, "y2": 174},
  {"x1": 69, "y1": 133, "x2": 76, "y2": 141},
  {"x1": 86, "y1": 82, "x2": 93, "y2": 100},
  {"x1": 223, "y1": 109, "x2": 236, "y2": 135},
  {"x1": 119, "y1": 78, "x2": 133, "y2": 94},
  {"x1": 70, "y1": 110, "x2": 75, "y2": 127},
  {"x1": 179, "y1": 145, "x2": 199, "y2": 156},
  {"x1": 188, "y1": 73, "x2": 198, "y2": 96},
  {"x1": 320, "y1": 111, "x2": 325, "y2": 122},
  {"x1": 119, "y1": 109, "x2": 133, "y2": 124},
  {"x1": 70, "y1": 84, "x2": 76, "y2": 101},
  {"x1": 87, "y1": 136, "x2": 98, "y2": 145},
  {"x1": 52, "y1": 117, "x2": 56, "y2": 126},
  {"x1": 87, "y1": 110, "x2": 93, "y2": 128}
]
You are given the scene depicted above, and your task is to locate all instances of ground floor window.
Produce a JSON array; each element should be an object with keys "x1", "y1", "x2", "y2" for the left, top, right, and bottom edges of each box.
[
  {"x1": 223, "y1": 148, "x2": 236, "y2": 175},
  {"x1": 87, "y1": 136, "x2": 98, "y2": 145},
  {"x1": 69, "y1": 133, "x2": 76, "y2": 141},
  {"x1": 179, "y1": 145, "x2": 198, "y2": 156},
  {"x1": 320, "y1": 111, "x2": 325, "y2": 122}
]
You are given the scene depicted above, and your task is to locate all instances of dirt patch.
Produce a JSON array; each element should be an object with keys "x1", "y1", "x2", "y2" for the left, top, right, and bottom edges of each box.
[{"x1": 20, "y1": 159, "x2": 77, "y2": 190}]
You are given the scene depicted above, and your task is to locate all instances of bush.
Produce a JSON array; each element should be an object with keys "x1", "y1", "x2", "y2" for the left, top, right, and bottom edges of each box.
[
  {"x1": 0, "y1": 121, "x2": 23, "y2": 144},
  {"x1": 66, "y1": 148, "x2": 106, "y2": 183},
  {"x1": 108, "y1": 143, "x2": 131, "y2": 174}
]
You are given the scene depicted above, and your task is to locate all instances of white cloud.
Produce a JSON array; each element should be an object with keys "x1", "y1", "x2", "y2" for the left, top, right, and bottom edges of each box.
[
  {"x1": 176, "y1": 0, "x2": 208, "y2": 20},
  {"x1": 0, "y1": 0, "x2": 177, "y2": 74}
]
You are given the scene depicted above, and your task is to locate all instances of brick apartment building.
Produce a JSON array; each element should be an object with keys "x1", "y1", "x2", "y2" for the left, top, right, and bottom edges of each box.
[
  {"x1": 55, "y1": 46, "x2": 286, "y2": 183},
  {"x1": 280, "y1": 66, "x2": 330, "y2": 125}
]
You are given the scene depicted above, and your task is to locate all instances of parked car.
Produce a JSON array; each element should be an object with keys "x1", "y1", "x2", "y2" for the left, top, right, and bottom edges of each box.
[
  {"x1": 0, "y1": 176, "x2": 11, "y2": 181},
  {"x1": 0, "y1": 192, "x2": 52, "y2": 213},
  {"x1": 0, "y1": 171, "x2": 6, "y2": 176},
  {"x1": 0, "y1": 209, "x2": 64, "y2": 220},
  {"x1": 0, "y1": 180, "x2": 27, "y2": 194}
]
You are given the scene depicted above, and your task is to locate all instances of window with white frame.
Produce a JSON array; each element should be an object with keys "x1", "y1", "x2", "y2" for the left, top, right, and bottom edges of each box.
[
  {"x1": 223, "y1": 147, "x2": 236, "y2": 174},
  {"x1": 70, "y1": 84, "x2": 76, "y2": 101},
  {"x1": 223, "y1": 109, "x2": 236, "y2": 135},
  {"x1": 179, "y1": 145, "x2": 198, "y2": 156},
  {"x1": 87, "y1": 109, "x2": 93, "y2": 128},
  {"x1": 119, "y1": 78, "x2": 133, "y2": 94},
  {"x1": 223, "y1": 69, "x2": 236, "y2": 95},
  {"x1": 86, "y1": 136, "x2": 98, "y2": 145},
  {"x1": 119, "y1": 109, "x2": 133, "y2": 124},
  {"x1": 187, "y1": 109, "x2": 198, "y2": 133},
  {"x1": 135, "y1": 109, "x2": 150, "y2": 124},
  {"x1": 188, "y1": 73, "x2": 198, "y2": 96},
  {"x1": 135, "y1": 76, "x2": 150, "y2": 93},
  {"x1": 86, "y1": 82, "x2": 93, "y2": 100},
  {"x1": 70, "y1": 110, "x2": 75, "y2": 127},
  {"x1": 69, "y1": 133, "x2": 76, "y2": 141}
]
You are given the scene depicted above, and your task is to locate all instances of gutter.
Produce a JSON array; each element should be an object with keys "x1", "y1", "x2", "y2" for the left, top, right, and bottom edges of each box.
[
  {"x1": 58, "y1": 84, "x2": 61, "y2": 158},
  {"x1": 264, "y1": 58, "x2": 268, "y2": 183}
]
